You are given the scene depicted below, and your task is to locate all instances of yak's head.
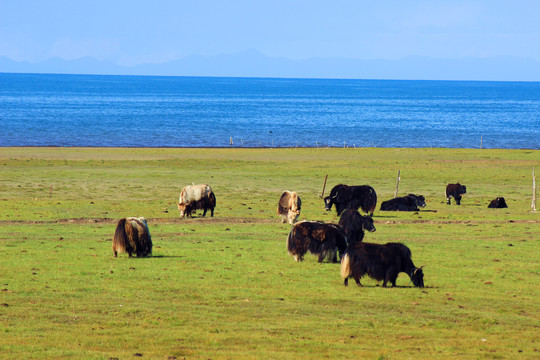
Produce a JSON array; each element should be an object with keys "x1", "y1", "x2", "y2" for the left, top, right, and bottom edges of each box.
[
  {"x1": 362, "y1": 215, "x2": 376, "y2": 232},
  {"x1": 415, "y1": 195, "x2": 427, "y2": 208},
  {"x1": 324, "y1": 194, "x2": 336, "y2": 211},
  {"x1": 457, "y1": 184, "x2": 467, "y2": 195},
  {"x1": 177, "y1": 203, "x2": 187, "y2": 217},
  {"x1": 410, "y1": 266, "x2": 425, "y2": 288}
]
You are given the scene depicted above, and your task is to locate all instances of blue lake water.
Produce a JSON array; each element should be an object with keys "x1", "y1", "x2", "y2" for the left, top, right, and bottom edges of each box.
[{"x1": 0, "y1": 73, "x2": 539, "y2": 149}]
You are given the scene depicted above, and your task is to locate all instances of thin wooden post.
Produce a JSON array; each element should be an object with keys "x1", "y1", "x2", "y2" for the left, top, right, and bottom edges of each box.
[
  {"x1": 320, "y1": 175, "x2": 328, "y2": 199},
  {"x1": 394, "y1": 170, "x2": 400, "y2": 198},
  {"x1": 49, "y1": 186, "x2": 53, "y2": 199},
  {"x1": 480, "y1": 136, "x2": 483, "y2": 149},
  {"x1": 532, "y1": 167, "x2": 537, "y2": 212}
]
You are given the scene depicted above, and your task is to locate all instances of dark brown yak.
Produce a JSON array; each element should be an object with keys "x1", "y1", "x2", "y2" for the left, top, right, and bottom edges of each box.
[
  {"x1": 286, "y1": 221, "x2": 347, "y2": 263},
  {"x1": 112, "y1": 217, "x2": 153, "y2": 258},
  {"x1": 446, "y1": 183, "x2": 467, "y2": 205},
  {"x1": 341, "y1": 242, "x2": 424, "y2": 288}
]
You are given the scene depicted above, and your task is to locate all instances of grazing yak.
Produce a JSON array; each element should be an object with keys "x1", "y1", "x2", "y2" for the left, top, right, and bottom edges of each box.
[
  {"x1": 341, "y1": 242, "x2": 424, "y2": 288},
  {"x1": 380, "y1": 194, "x2": 426, "y2": 211},
  {"x1": 277, "y1": 190, "x2": 302, "y2": 224},
  {"x1": 112, "y1": 217, "x2": 153, "y2": 258},
  {"x1": 177, "y1": 184, "x2": 216, "y2": 217},
  {"x1": 287, "y1": 221, "x2": 347, "y2": 263},
  {"x1": 338, "y1": 209, "x2": 376, "y2": 244},
  {"x1": 488, "y1": 197, "x2": 508, "y2": 208},
  {"x1": 324, "y1": 184, "x2": 377, "y2": 216},
  {"x1": 446, "y1": 183, "x2": 467, "y2": 205}
]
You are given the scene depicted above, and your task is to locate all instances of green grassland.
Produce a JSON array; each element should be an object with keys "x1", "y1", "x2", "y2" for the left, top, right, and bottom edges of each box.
[{"x1": 0, "y1": 147, "x2": 538, "y2": 359}]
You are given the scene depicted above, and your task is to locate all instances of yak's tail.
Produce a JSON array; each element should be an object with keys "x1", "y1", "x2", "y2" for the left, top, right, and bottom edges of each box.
[
  {"x1": 341, "y1": 252, "x2": 352, "y2": 279},
  {"x1": 286, "y1": 229, "x2": 293, "y2": 255},
  {"x1": 113, "y1": 218, "x2": 128, "y2": 256}
]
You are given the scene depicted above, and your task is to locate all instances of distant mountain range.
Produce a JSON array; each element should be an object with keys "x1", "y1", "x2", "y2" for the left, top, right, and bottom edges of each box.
[{"x1": 1, "y1": 50, "x2": 540, "y2": 81}]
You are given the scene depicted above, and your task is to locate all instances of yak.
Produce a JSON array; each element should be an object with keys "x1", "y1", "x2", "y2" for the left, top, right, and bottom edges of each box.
[
  {"x1": 488, "y1": 197, "x2": 508, "y2": 208},
  {"x1": 324, "y1": 184, "x2": 377, "y2": 216},
  {"x1": 286, "y1": 221, "x2": 347, "y2": 263},
  {"x1": 177, "y1": 184, "x2": 216, "y2": 217},
  {"x1": 446, "y1": 183, "x2": 467, "y2": 205},
  {"x1": 112, "y1": 217, "x2": 153, "y2": 258},
  {"x1": 277, "y1": 190, "x2": 302, "y2": 224},
  {"x1": 341, "y1": 241, "x2": 424, "y2": 288},
  {"x1": 338, "y1": 209, "x2": 376, "y2": 244},
  {"x1": 380, "y1": 194, "x2": 426, "y2": 211}
]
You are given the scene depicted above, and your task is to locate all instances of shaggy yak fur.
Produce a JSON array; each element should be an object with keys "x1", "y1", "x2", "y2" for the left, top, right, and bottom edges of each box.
[
  {"x1": 324, "y1": 184, "x2": 378, "y2": 216},
  {"x1": 380, "y1": 194, "x2": 427, "y2": 211},
  {"x1": 338, "y1": 209, "x2": 376, "y2": 244},
  {"x1": 177, "y1": 184, "x2": 216, "y2": 217},
  {"x1": 112, "y1": 217, "x2": 153, "y2": 258},
  {"x1": 488, "y1": 197, "x2": 508, "y2": 208},
  {"x1": 446, "y1": 183, "x2": 467, "y2": 205},
  {"x1": 277, "y1": 190, "x2": 302, "y2": 224},
  {"x1": 287, "y1": 221, "x2": 347, "y2": 263},
  {"x1": 341, "y1": 241, "x2": 424, "y2": 288}
]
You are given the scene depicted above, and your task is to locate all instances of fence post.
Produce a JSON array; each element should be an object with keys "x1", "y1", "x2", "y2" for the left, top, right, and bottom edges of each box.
[
  {"x1": 394, "y1": 170, "x2": 401, "y2": 198},
  {"x1": 320, "y1": 175, "x2": 328, "y2": 199},
  {"x1": 532, "y1": 167, "x2": 537, "y2": 212}
]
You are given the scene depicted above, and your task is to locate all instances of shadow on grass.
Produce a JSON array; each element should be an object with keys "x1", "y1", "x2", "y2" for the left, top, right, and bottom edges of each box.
[{"x1": 149, "y1": 255, "x2": 186, "y2": 259}]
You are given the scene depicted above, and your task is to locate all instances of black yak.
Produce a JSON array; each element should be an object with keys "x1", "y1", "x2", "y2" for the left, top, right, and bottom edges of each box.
[
  {"x1": 277, "y1": 190, "x2": 302, "y2": 224},
  {"x1": 488, "y1": 197, "x2": 508, "y2": 208},
  {"x1": 380, "y1": 194, "x2": 426, "y2": 211},
  {"x1": 112, "y1": 217, "x2": 153, "y2": 258},
  {"x1": 286, "y1": 221, "x2": 347, "y2": 263},
  {"x1": 341, "y1": 241, "x2": 424, "y2": 288},
  {"x1": 324, "y1": 184, "x2": 377, "y2": 216},
  {"x1": 338, "y1": 209, "x2": 376, "y2": 244},
  {"x1": 446, "y1": 183, "x2": 467, "y2": 205},
  {"x1": 177, "y1": 184, "x2": 216, "y2": 217}
]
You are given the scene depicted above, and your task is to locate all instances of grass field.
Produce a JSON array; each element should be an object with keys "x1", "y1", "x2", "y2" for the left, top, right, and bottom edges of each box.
[{"x1": 0, "y1": 147, "x2": 538, "y2": 359}]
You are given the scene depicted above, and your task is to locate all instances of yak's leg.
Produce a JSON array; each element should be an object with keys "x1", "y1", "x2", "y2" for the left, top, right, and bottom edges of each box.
[
  {"x1": 202, "y1": 208, "x2": 207, "y2": 217},
  {"x1": 344, "y1": 278, "x2": 349, "y2": 286},
  {"x1": 354, "y1": 275, "x2": 363, "y2": 287},
  {"x1": 455, "y1": 195, "x2": 462, "y2": 205},
  {"x1": 446, "y1": 196, "x2": 452, "y2": 205}
]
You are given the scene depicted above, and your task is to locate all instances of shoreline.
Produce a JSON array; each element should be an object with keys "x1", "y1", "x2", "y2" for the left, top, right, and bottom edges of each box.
[{"x1": 1, "y1": 145, "x2": 539, "y2": 151}]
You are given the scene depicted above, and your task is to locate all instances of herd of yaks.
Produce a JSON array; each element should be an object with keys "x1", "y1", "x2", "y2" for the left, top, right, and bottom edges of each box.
[{"x1": 112, "y1": 182, "x2": 509, "y2": 288}]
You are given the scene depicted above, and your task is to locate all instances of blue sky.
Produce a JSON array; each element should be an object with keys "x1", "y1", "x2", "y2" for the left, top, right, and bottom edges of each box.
[{"x1": 1, "y1": 0, "x2": 539, "y2": 66}]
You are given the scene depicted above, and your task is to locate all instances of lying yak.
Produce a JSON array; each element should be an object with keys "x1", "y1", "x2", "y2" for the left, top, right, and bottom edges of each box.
[
  {"x1": 286, "y1": 221, "x2": 347, "y2": 263},
  {"x1": 341, "y1": 241, "x2": 424, "y2": 288},
  {"x1": 324, "y1": 184, "x2": 377, "y2": 216},
  {"x1": 338, "y1": 209, "x2": 376, "y2": 244},
  {"x1": 380, "y1": 194, "x2": 426, "y2": 211},
  {"x1": 446, "y1": 183, "x2": 467, "y2": 205},
  {"x1": 488, "y1": 197, "x2": 508, "y2": 208},
  {"x1": 277, "y1": 190, "x2": 302, "y2": 224},
  {"x1": 177, "y1": 184, "x2": 216, "y2": 217},
  {"x1": 112, "y1": 217, "x2": 153, "y2": 258}
]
